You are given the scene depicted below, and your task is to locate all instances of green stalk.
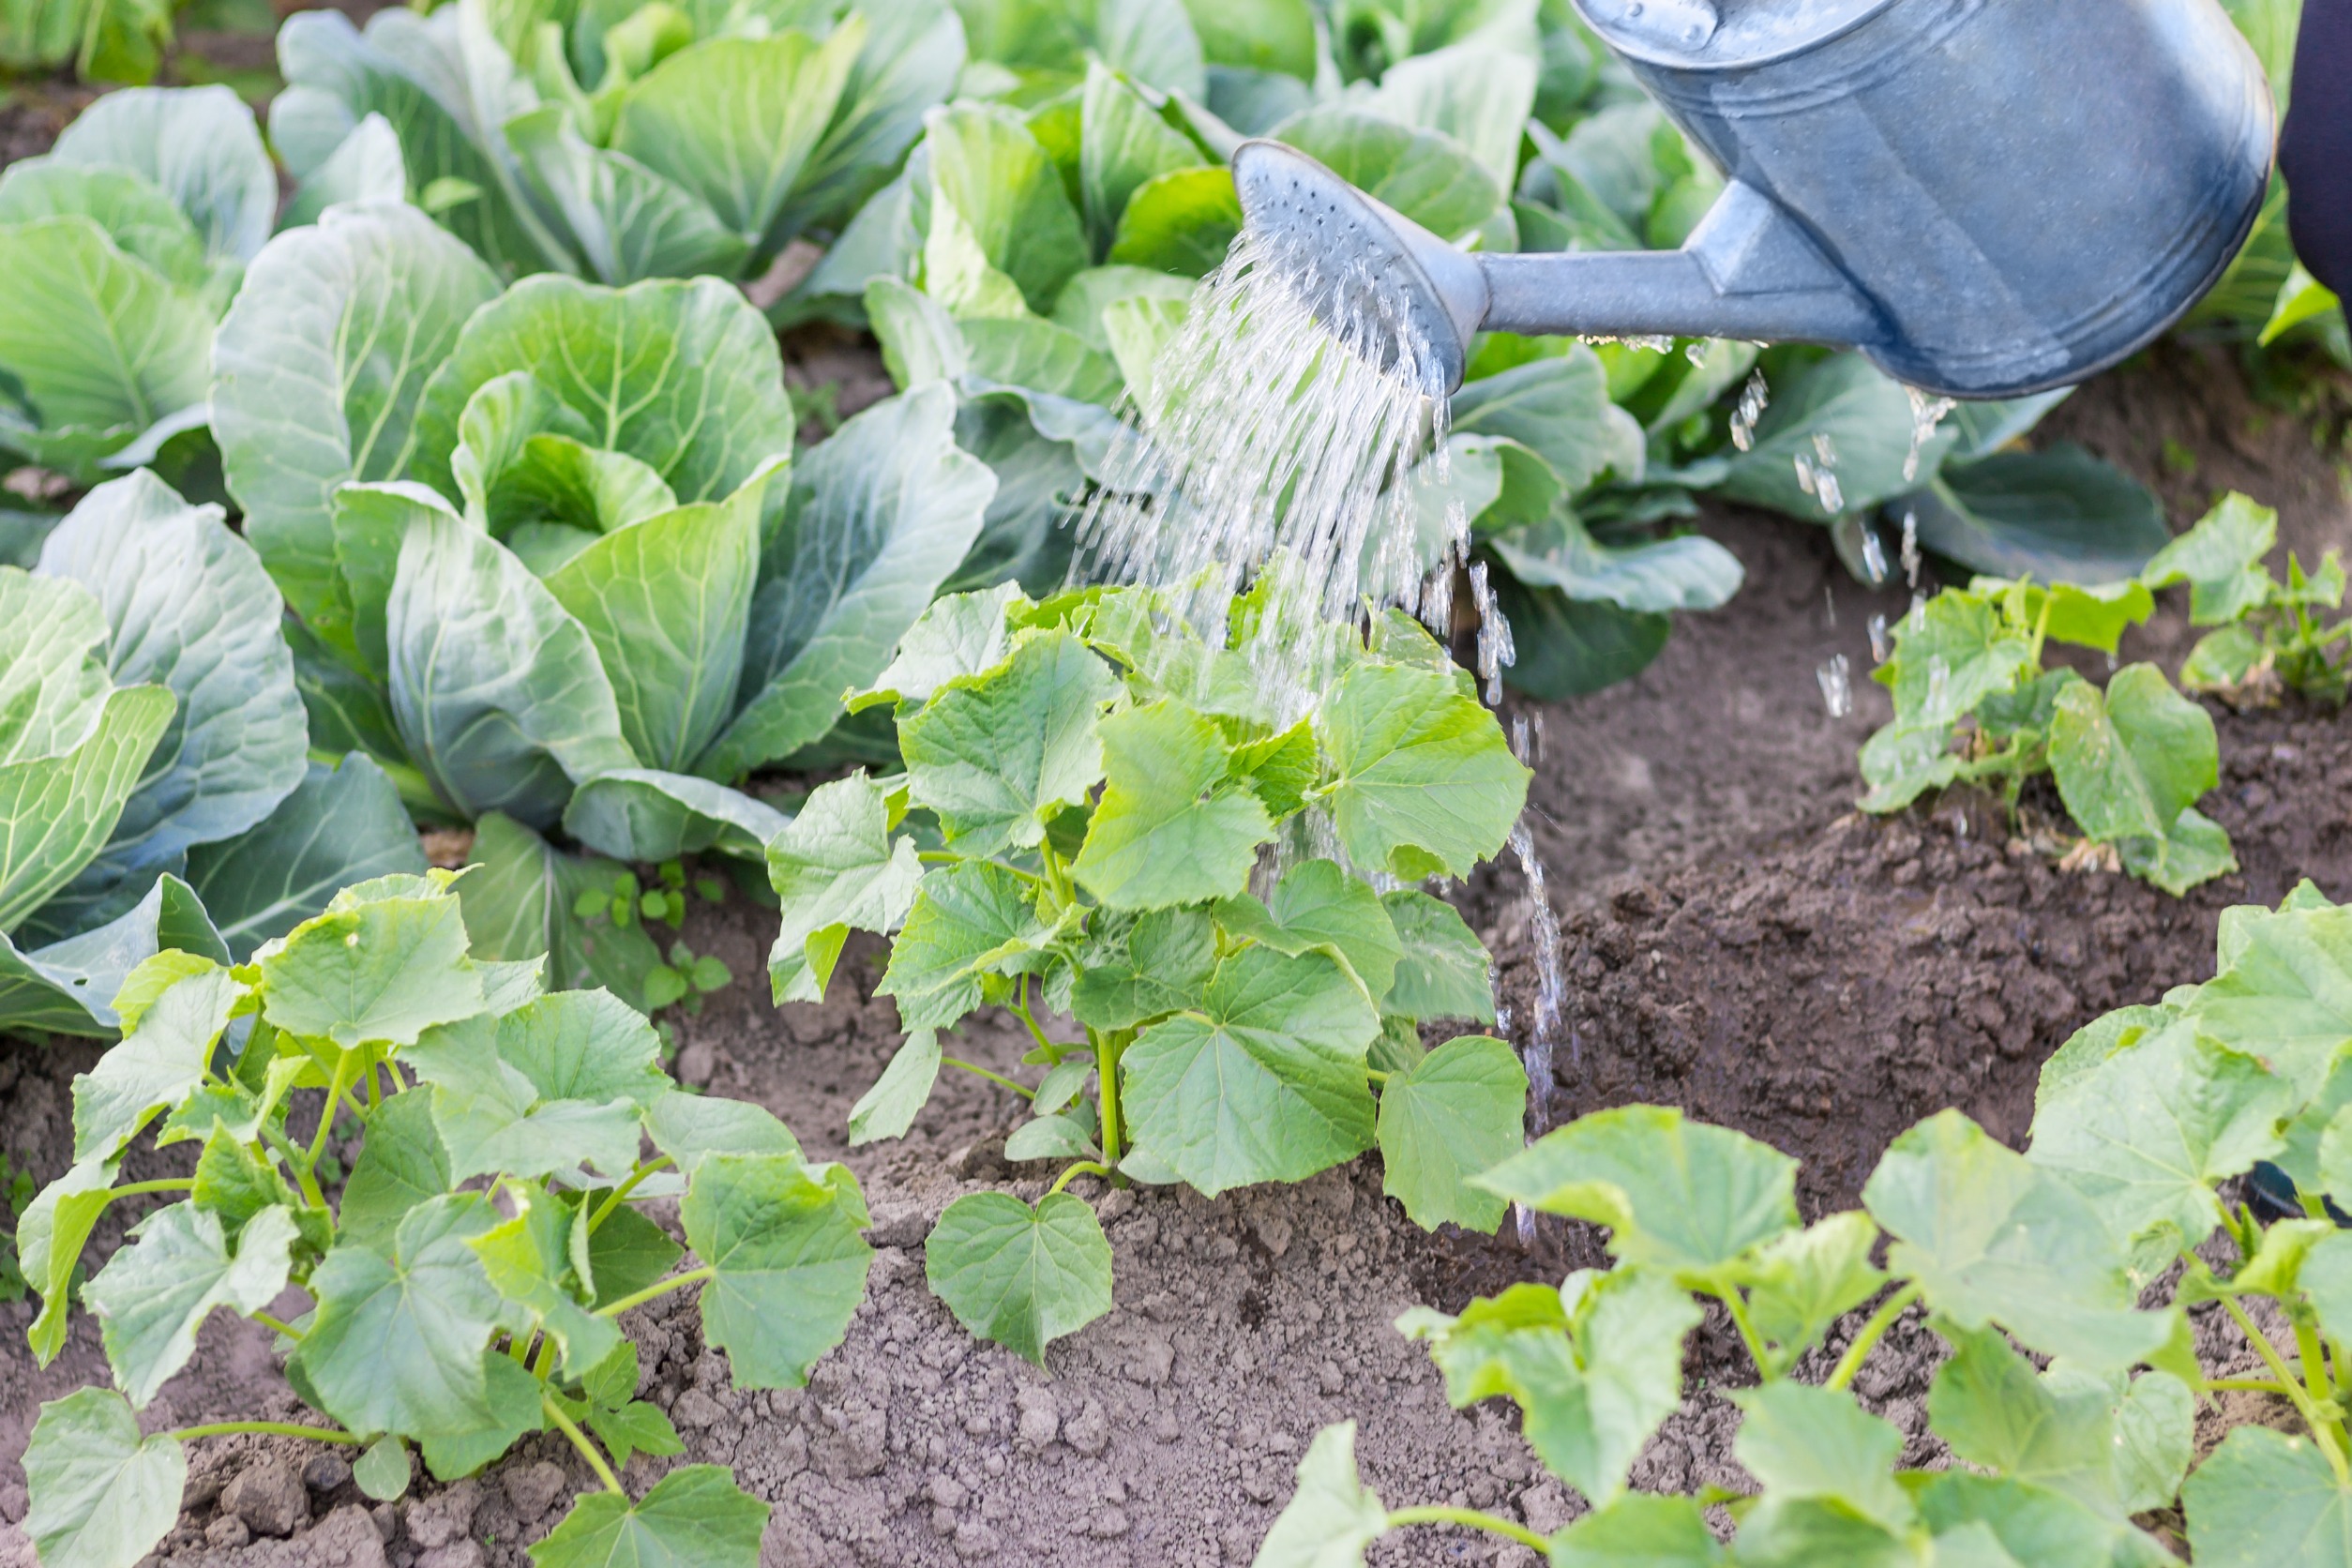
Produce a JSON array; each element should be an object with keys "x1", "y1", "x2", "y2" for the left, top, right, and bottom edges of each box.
[
  {"x1": 1049, "y1": 1162, "x2": 1112, "y2": 1196},
  {"x1": 1093, "y1": 1028, "x2": 1123, "y2": 1166},
  {"x1": 2223, "y1": 1295, "x2": 2352, "y2": 1484},
  {"x1": 1714, "y1": 1288, "x2": 1772, "y2": 1380},
  {"x1": 2297, "y1": 1319, "x2": 2335, "y2": 1409},
  {"x1": 588, "y1": 1157, "x2": 673, "y2": 1234},
  {"x1": 596, "y1": 1265, "x2": 716, "y2": 1319},
  {"x1": 1382, "y1": 1506, "x2": 1549, "y2": 1553},
  {"x1": 1826, "y1": 1285, "x2": 1922, "y2": 1393},
  {"x1": 111, "y1": 1178, "x2": 194, "y2": 1199},
  {"x1": 541, "y1": 1395, "x2": 624, "y2": 1494},
  {"x1": 942, "y1": 1057, "x2": 1034, "y2": 1099},
  {"x1": 307, "y1": 1050, "x2": 355, "y2": 1172},
  {"x1": 173, "y1": 1421, "x2": 361, "y2": 1445},
  {"x1": 250, "y1": 1310, "x2": 305, "y2": 1339}
]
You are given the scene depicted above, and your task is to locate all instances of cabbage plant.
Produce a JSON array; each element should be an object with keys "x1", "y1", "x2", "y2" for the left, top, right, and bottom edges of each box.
[
  {"x1": 267, "y1": 0, "x2": 964, "y2": 285},
  {"x1": 0, "y1": 470, "x2": 423, "y2": 1037},
  {"x1": 0, "y1": 87, "x2": 273, "y2": 494},
  {"x1": 211, "y1": 200, "x2": 997, "y2": 1007}
]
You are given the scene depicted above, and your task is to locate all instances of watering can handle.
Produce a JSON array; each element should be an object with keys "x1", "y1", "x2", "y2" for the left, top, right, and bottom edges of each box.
[{"x1": 1481, "y1": 182, "x2": 1885, "y2": 349}]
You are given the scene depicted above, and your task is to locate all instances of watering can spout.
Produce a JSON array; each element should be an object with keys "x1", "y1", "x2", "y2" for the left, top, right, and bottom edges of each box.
[
  {"x1": 1229, "y1": 0, "x2": 2276, "y2": 401},
  {"x1": 1230, "y1": 139, "x2": 1885, "y2": 395}
]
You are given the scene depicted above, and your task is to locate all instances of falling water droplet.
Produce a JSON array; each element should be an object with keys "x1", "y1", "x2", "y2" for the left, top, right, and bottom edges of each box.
[
  {"x1": 1861, "y1": 526, "x2": 1888, "y2": 585},
  {"x1": 1926, "y1": 656, "x2": 1950, "y2": 715},
  {"x1": 1817, "y1": 470, "x2": 1845, "y2": 514},
  {"x1": 1817, "y1": 654, "x2": 1852, "y2": 718},
  {"x1": 1823, "y1": 585, "x2": 1836, "y2": 629},
  {"x1": 1868, "y1": 612, "x2": 1891, "y2": 663},
  {"x1": 1794, "y1": 454, "x2": 1817, "y2": 496},
  {"x1": 1729, "y1": 368, "x2": 1770, "y2": 452},
  {"x1": 1900, "y1": 511, "x2": 1922, "y2": 588},
  {"x1": 1903, "y1": 386, "x2": 1956, "y2": 484},
  {"x1": 1908, "y1": 591, "x2": 1928, "y2": 633}
]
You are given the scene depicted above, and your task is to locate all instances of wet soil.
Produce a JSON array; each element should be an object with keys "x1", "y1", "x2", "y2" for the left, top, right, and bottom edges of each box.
[{"x1": 1, "y1": 309, "x2": 2350, "y2": 1566}]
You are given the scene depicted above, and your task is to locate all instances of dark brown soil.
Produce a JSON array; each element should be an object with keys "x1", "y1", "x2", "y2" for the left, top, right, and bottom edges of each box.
[{"x1": 2, "y1": 323, "x2": 2350, "y2": 1568}]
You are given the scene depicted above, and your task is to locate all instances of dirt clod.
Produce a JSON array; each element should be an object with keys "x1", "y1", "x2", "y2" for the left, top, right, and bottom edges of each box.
[{"x1": 222, "y1": 1459, "x2": 308, "y2": 1539}]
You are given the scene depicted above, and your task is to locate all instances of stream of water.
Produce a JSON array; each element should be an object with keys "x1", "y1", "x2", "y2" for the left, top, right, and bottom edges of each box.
[{"x1": 1072, "y1": 225, "x2": 1568, "y2": 1231}]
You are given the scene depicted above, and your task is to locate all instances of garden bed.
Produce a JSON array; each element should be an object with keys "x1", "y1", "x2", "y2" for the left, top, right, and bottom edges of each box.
[{"x1": 1, "y1": 342, "x2": 2346, "y2": 1567}]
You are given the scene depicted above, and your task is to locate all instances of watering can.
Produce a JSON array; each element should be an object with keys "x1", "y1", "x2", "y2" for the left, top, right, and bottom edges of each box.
[{"x1": 1230, "y1": 0, "x2": 2275, "y2": 400}]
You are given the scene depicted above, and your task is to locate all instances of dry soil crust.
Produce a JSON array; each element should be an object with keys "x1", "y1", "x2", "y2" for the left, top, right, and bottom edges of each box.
[{"x1": 0, "y1": 354, "x2": 2348, "y2": 1567}]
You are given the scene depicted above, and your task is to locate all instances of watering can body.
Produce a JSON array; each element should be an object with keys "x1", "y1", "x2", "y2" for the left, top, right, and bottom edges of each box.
[{"x1": 1232, "y1": 0, "x2": 2275, "y2": 400}]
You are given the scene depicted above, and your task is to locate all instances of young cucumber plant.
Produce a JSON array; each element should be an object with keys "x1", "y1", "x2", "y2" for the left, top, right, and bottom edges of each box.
[
  {"x1": 2148, "y1": 493, "x2": 2352, "y2": 707},
  {"x1": 18, "y1": 870, "x2": 870, "y2": 1568},
  {"x1": 1261, "y1": 877, "x2": 2352, "y2": 1568},
  {"x1": 764, "y1": 582, "x2": 1532, "y2": 1363},
  {"x1": 1860, "y1": 491, "x2": 2344, "y2": 894}
]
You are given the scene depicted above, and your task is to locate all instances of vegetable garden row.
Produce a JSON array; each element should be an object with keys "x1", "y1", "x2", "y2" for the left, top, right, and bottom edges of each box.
[{"x1": 2, "y1": 0, "x2": 2350, "y2": 1563}]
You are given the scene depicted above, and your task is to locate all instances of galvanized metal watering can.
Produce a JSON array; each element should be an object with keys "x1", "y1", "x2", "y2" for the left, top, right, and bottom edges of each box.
[{"x1": 1231, "y1": 0, "x2": 2276, "y2": 400}]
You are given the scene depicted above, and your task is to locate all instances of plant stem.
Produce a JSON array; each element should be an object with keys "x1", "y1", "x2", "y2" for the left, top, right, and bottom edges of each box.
[
  {"x1": 1012, "y1": 976, "x2": 1057, "y2": 1060},
  {"x1": 596, "y1": 1265, "x2": 716, "y2": 1319},
  {"x1": 112, "y1": 1178, "x2": 195, "y2": 1199},
  {"x1": 172, "y1": 1421, "x2": 362, "y2": 1445},
  {"x1": 308, "y1": 1051, "x2": 355, "y2": 1172},
  {"x1": 541, "y1": 1396, "x2": 624, "y2": 1494},
  {"x1": 942, "y1": 1057, "x2": 1033, "y2": 1100},
  {"x1": 2299, "y1": 1319, "x2": 2335, "y2": 1408},
  {"x1": 364, "y1": 1047, "x2": 382, "y2": 1111},
  {"x1": 2206, "y1": 1377, "x2": 2298, "y2": 1395},
  {"x1": 1049, "y1": 1162, "x2": 1111, "y2": 1196},
  {"x1": 1714, "y1": 1289, "x2": 1772, "y2": 1380},
  {"x1": 1383, "y1": 1506, "x2": 1550, "y2": 1553},
  {"x1": 263, "y1": 1122, "x2": 326, "y2": 1209},
  {"x1": 1040, "y1": 844, "x2": 1074, "y2": 908},
  {"x1": 588, "y1": 1158, "x2": 673, "y2": 1233},
  {"x1": 251, "y1": 1311, "x2": 305, "y2": 1339},
  {"x1": 1094, "y1": 1029, "x2": 1122, "y2": 1166},
  {"x1": 2222, "y1": 1294, "x2": 2352, "y2": 1484},
  {"x1": 1826, "y1": 1284, "x2": 1922, "y2": 1393}
]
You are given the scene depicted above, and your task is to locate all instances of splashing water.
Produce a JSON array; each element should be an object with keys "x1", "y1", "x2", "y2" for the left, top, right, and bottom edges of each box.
[
  {"x1": 1817, "y1": 655, "x2": 1852, "y2": 718},
  {"x1": 1072, "y1": 224, "x2": 1457, "y2": 725},
  {"x1": 1860, "y1": 525, "x2": 1889, "y2": 585},
  {"x1": 1729, "y1": 368, "x2": 1770, "y2": 452},
  {"x1": 1506, "y1": 704, "x2": 1564, "y2": 1246},
  {"x1": 1469, "y1": 561, "x2": 1517, "y2": 706},
  {"x1": 1904, "y1": 386, "x2": 1956, "y2": 484}
]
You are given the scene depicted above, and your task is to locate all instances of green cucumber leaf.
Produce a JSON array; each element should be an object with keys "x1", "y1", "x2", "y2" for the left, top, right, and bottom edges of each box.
[
  {"x1": 847, "y1": 1028, "x2": 942, "y2": 1146},
  {"x1": 1316, "y1": 660, "x2": 1529, "y2": 880},
  {"x1": 875, "y1": 860, "x2": 1066, "y2": 1032},
  {"x1": 1379, "y1": 891, "x2": 1495, "y2": 1022},
  {"x1": 1252, "y1": 1422, "x2": 1387, "y2": 1568},
  {"x1": 259, "y1": 886, "x2": 482, "y2": 1049},
  {"x1": 923, "y1": 1189, "x2": 1113, "y2": 1364},
  {"x1": 1123, "y1": 944, "x2": 1379, "y2": 1195},
  {"x1": 1069, "y1": 905, "x2": 1216, "y2": 1031},
  {"x1": 2183, "y1": 1425, "x2": 2352, "y2": 1567},
  {"x1": 21, "y1": 1387, "x2": 185, "y2": 1568},
  {"x1": 899, "y1": 627, "x2": 1117, "y2": 857},
  {"x1": 1474, "y1": 1105, "x2": 1799, "y2": 1284},
  {"x1": 763, "y1": 770, "x2": 923, "y2": 1004},
  {"x1": 1401, "y1": 1270, "x2": 1696, "y2": 1505},
  {"x1": 1862, "y1": 1110, "x2": 2165, "y2": 1371},
  {"x1": 682, "y1": 1153, "x2": 871, "y2": 1388},
  {"x1": 294, "y1": 1193, "x2": 512, "y2": 1441},
  {"x1": 530, "y1": 1464, "x2": 766, "y2": 1568},
  {"x1": 1072, "y1": 700, "x2": 1270, "y2": 911},
  {"x1": 1374, "y1": 1035, "x2": 1525, "y2": 1232},
  {"x1": 85, "y1": 1202, "x2": 297, "y2": 1407},
  {"x1": 337, "y1": 1088, "x2": 452, "y2": 1253},
  {"x1": 2027, "y1": 1018, "x2": 2288, "y2": 1257}
]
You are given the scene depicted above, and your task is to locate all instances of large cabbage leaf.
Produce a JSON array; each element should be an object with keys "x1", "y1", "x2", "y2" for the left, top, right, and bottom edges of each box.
[
  {"x1": 702, "y1": 382, "x2": 995, "y2": 779},
  {"x1": 21, "y1": 473, "x2": 308, "y2": 942}
]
